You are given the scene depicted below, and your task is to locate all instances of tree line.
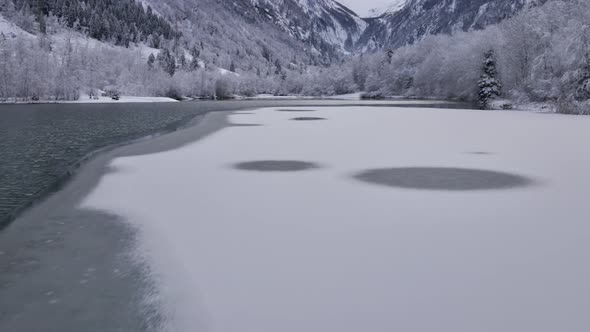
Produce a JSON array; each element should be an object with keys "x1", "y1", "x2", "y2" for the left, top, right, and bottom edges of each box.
[
  {"x1": 1, "y1": 0, "x2": 178, "y2": 47},
  {"x1": 349, "y1": 0, "x2": 590, "y2": 114}
]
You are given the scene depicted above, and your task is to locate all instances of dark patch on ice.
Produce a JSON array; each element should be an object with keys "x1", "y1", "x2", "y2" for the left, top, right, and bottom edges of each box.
[
  {"x1": 290, "y1": 117, "x2": 326, "y2": 121},
  {"x1": 229, "y1": 123, "x2": 263, "y2": 127},
  {"x1": 353, "y1": 167, "x2": 535, "y2": 191},
  {"x1": 232, "y1": 160, "x2": 320, "y2": 172},
  {"x1": 276, "y1": 109, "x2": 317, "y2": 112}
]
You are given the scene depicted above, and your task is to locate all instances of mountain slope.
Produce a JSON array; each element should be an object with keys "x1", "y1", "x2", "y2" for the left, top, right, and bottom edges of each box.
[
  {"x1": 233, "y1": 0, "x2": 367, "y2": 53},
  {"x1": 367, "y1": 0, "x2": 407, "y2": 17},
  {"x1": 357, "y1": 0, "x2": 547, "y2": 51},
  {"x1": 139, "y1": 0, "x2": 367, "y2": 70}
]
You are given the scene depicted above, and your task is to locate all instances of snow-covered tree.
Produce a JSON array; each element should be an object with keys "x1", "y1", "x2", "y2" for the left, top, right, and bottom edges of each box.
[
  {"x1": 147, "y1": 53, "x2": 155, "y2": 70},
  {"x1": 575, "y1": 52, "x2": 590, "y2": 101},
  {"x1": 478, "y1": 50, "x2": 502, "y2": 109},
  {"x1": 157, "y1": 48, "x2": 176, "y2": 76},
  {"x1": 178, "y1": 54, "x2": 187, "y2": 70}
]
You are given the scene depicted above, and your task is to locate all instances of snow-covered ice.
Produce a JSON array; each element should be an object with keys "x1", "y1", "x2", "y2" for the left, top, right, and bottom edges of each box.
[{"x1": 83, "y1": 106, "x2": 590, "y2": 332}]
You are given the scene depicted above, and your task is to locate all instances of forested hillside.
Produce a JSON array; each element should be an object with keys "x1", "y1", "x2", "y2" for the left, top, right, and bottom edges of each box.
[
  {"x1": 356, "y1": 0, "x2": 590, "y2": 114},
  {"x1": 2, "y1": 0, "x2": 177, "y2": 46},
  {"x1": 0, "y1": 0, "x2": 588, "y2": 114}
]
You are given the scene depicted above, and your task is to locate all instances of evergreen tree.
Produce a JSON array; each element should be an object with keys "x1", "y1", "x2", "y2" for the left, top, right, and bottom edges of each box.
[
  {"x1": 157, "y1": 48, "x2": 176, "y2": 76},
  {"x1": 190, "y1": 45, "x2": 200, "y2": 59},
  {"x1": 11, "y1": 0, "x2": 178, "y2": 47},
  {"x1": 575, "y1": 52, "x2": 590, "y2": 101},
  {"x1": 147, "y1": 53, "x2": 155, "y2": 69},
  {"x1": 478, "y1": 50, "x2": 502, "y2": 109},
  {"x1": 229, "y1": 61, "x2": 236, "y2": 73},
  {"x1": 0, "y1": 0, "x2": 17, "y2": 19},
  {"x1": 274, "y1": 59, "x2": 282, "y2": 75},
  {"x1": 386, "y1": 49, "x2": 394, "y2": 64},
  {"x1": 178, "y1": 53, "x2": 187, "y2": 70}
]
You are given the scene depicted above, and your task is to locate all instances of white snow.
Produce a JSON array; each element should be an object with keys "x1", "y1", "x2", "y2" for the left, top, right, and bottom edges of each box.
[
  {"x1": 217, "y1": 67, "x2": 240, "y2": 77},
  {"x1": 83, "y1": 106, "x2": 590, "y2": 332},
  {"x1": 66, "y1": 94, "x2": 178, "y2": 103},
  {"x1": 366, "y1": 0, "x2": 408, "y2": 17},
  {"x1": 246, "y1": 94, "x2": 359, "y2": 100},
  {"x1": 247, "y1": 94, "x2": 304, "y2": 100},
  {"x1": 327, "y1": 92, "x2": 363, "y2": 100}
]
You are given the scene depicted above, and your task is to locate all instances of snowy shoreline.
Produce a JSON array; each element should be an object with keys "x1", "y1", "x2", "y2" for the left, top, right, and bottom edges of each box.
[
  {"x1": 0, "y1": 110, "x2": 233, "y2": 331},
  {"x1": 0, "y1": 88, "x2": 557, "y2": 113},
  {"x1": 0, "y1": 95, "x2": 180, "y2": 105}
]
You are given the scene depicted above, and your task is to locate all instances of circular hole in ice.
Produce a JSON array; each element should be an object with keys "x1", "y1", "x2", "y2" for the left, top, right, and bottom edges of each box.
[
  {"x1": 232, "y1": 160, "x2": 321, "y2": 172},
  {"x1": 353, "y1": 167, "x2": 535, "y2": 191},
  {"x1": 290, "y1": 117, "x2": 326, "y2": 121}
]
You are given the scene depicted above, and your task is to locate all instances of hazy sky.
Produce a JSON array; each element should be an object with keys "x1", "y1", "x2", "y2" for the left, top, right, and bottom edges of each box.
[{"x1": 338, "y1": 0, "x2": 392, "y2": 16}]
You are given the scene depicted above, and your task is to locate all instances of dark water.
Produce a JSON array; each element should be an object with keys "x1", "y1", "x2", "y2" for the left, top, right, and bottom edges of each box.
[{"x1": 0, "y1": 209, "x2": 164, "y2": 331}]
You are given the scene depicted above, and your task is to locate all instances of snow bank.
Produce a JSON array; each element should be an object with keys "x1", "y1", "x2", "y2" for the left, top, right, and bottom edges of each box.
[
  {"x1": 247, "y1": 94, "x2": 308, "y2": 100},
  {"x1": 68, "y1": 94, "x2": 178, "y2": 104},
  {"x1": 83, "y1": 107, "x2": 590, "y2": 332},
  {"x1": 489, "y1": 99, "x2": 558, "y2": 113},
  {"x1": 326, "y1": 92, "x2": 363, "y2": 100},
  {"x1": 1, "y1": 95, "x2": 178, "y2": 104}
]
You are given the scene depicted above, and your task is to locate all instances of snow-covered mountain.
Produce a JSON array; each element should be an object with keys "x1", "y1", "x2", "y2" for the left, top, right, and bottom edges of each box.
[
  {"x1": 357, "y1": 0, "x2": 547, "y2": 51},
  {"x1": 0, "y1": 0, "x2": 547, "y2": 61},
  {"x1": 237, "y1": 0, "x2": 367, "y2": 53},
  {"x1": 366, "y1": 0, "x2": 408, "y2": 17},
  {"x1": 139, "y1": 0, "x2": 367, "y2": 64}
]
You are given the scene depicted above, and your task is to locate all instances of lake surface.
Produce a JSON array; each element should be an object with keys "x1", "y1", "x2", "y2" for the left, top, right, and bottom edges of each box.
[
  {"x1": 0, "y1": 100, "x2": 479, "y2": 331},
  {"x1": 0, "y1": 100, "x2": 473, "y2": 228}
]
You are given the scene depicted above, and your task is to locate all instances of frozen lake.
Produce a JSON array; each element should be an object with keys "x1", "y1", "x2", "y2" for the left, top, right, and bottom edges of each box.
[
  {"x1": 82, "y1": 106, "x2": 590, "y2": 332},
  {"x1": 0, "y1": 100, "x2": 471, "y2": 331}
]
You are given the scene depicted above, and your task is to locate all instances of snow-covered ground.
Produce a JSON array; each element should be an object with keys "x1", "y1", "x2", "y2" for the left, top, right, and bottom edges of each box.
[
  {"x1": 67, "y1": 94, "x2": 178, "y2": 104},
  {"x1": 247, "y1": 93, "x2": 453, "y2": 102},
  {"x1": 325, "y1": 92, "x2": 363, "y2": 100},
  {"x1": 83, "y1": 106, "x2": 590, "y2": 332},
  {"x1": 1, "y1": 95, "x2": 178, "y2": 104}
]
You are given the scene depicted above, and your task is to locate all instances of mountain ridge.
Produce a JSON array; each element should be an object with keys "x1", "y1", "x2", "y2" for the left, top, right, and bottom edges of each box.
[{"x1": 355, "y1": 0, "x2": 547, "y2": 51}]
